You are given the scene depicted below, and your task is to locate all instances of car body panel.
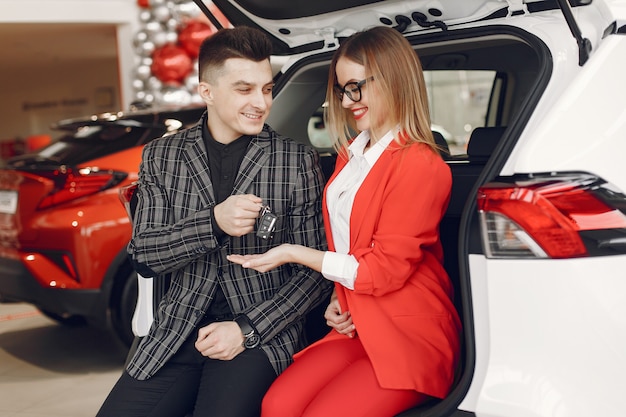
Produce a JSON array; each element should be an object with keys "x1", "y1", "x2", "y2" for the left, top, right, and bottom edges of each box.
[
  {"x1": 0, "y1": 106, "x2": 205, "y2": 345},
  {"x1": 2, "y1": 145, "x2": 141, "y2": 290},
  {"x1": 459, "y1": 7, "x2": 626, "y2": 417},
  {"x1": 204, "y1": 0, "x2": 537, "y2": 50},
  {"x1": 199, "y1": 0, "x2": 565, "y2": 74},
  {"x1": 0, "y1": 176, "x2": 132, "y2": 292},
  {"x1": 463, "y1": 254, "x2": 626, "y2": 417},
  {"x1": 508, "y1": 35, "x2": 626, "y2": 191}
]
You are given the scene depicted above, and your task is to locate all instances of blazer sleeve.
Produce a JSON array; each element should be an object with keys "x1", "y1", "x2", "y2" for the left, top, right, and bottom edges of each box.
[{"x1": 127, "y1": 138, "x2": 222, "y2": 277}]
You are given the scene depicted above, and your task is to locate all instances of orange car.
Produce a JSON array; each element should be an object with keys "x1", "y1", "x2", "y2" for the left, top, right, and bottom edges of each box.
[{"x1": 0, "y1": 105, "x2": 204, "y2": 346}]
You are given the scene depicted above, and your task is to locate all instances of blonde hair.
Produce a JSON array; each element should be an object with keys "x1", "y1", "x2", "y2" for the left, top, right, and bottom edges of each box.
[{"x1": 325, "y1": 26, "x2": 437, "y2": 155}]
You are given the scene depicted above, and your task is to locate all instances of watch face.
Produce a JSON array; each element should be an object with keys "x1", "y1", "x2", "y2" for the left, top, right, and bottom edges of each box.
[{"x1": 244, "y1": 333, "x2": 261, "y2": 349}]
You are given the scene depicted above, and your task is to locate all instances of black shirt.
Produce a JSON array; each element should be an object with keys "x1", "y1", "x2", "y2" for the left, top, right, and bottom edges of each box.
[{"x1": 202, "y1": 122, "x2": 252, "y2": 320}]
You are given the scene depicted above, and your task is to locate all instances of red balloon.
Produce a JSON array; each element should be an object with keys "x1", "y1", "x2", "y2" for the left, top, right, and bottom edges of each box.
[
  {"x1": 137, "y1": 0, "x2": 149, "y2": 8},
  {"x1": 151, "y1": 44, "x2": 193, "y2": 84},
  {"x1": 178, "y1": 21, "x2": 217, "y2": 58}
]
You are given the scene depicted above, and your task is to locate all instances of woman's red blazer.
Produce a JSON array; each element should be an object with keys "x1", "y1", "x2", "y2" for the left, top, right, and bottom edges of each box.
[{"x1": 308, "y1": 140, "x2": 462, "y2": 399}]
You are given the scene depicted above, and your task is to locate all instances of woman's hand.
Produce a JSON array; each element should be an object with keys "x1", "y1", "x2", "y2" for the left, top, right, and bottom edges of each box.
[
  {"x1": 228, "y1": 244, "x2": 324, "y2": 273},
  {"x1": 325, "y1": 292, "x2": 355, "y2": 338},
  {"x1": 227, "y1": 244, "x2": 292, "y2": 273}
]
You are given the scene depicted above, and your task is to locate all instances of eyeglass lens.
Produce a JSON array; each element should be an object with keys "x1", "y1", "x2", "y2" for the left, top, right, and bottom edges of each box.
[{"x1": 334, "y1": 77, "x2": 372, "y2": 102}]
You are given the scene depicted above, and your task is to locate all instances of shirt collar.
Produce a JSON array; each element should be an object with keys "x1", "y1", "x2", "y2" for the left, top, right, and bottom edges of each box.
[
  {"x1": 202, "y1": 122, "x2": 251, "y2": 153},
  {"x1": 348, "y1": 128, "x2": 397, "y2": 165}
]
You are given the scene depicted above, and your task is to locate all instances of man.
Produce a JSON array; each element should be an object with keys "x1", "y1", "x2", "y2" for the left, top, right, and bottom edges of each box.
[{"x1": 97, "y1": 26, "x2": 331, "y2": 417}]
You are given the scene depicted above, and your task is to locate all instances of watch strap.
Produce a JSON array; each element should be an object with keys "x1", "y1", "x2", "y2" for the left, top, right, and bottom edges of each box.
[
  {"x1": 235, "y1": 315, "x2": 261, "y2": 349},
  {"x1": 234, "y1": 315, "x2": 255, "y2": 337}
]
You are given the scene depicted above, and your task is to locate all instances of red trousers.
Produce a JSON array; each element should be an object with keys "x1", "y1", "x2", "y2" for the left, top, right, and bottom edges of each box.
[{"x1": 261, "y1": 336, "x2": 427, "y2": 417}]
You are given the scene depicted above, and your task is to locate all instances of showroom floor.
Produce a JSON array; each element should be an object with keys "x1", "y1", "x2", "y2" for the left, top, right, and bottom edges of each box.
[{"x1": 0, "y1": 302, "x2": 126, "y2": 417}]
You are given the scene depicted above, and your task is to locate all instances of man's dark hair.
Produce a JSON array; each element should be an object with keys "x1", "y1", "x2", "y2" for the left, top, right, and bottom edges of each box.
[{"x1": 198, "y1": 26, "x2": 273, "y2": 82}]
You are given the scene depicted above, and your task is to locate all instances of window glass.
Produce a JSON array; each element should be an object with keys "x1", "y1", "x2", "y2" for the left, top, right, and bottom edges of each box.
[
  {"x1": 425, "y1": 70, "x2": 496, "y2": 155},
  {"x1": 307, "y1": 107, "x2": 333, "y2": 148},
  {"x1": 305, "y1": 70, "x2": 496, "y2": 157}
]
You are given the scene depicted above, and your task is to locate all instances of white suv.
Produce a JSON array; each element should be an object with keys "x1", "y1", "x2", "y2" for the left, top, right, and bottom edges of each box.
[{"x1": 161, "y1": 1, "x2": 626, "y2": 416}]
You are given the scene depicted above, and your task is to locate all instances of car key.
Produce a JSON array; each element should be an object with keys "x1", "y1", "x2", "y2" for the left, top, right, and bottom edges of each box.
[{"x1": 257, "y1": 205, "x2": 277, "y2": 240}]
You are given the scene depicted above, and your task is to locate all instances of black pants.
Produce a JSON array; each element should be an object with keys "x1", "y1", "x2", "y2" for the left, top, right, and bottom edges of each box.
[{"x1": 96, "y1": 328, "x2": 277, "y2": 417}]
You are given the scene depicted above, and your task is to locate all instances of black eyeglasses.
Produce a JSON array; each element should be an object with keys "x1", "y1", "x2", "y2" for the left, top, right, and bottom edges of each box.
[{"x1": 333, "y1": 76, "x2": 374, "y2": 102}]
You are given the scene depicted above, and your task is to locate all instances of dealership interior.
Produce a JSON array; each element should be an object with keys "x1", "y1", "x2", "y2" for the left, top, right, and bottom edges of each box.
[
  {"x1": 0, "y1": 1, "x2": 188, "y2": 415},
  {"x1": 0, "y1": 0, "x2": 137, "y2": 167},
  {"x1": 0, "y1": 303, "x2": 127, "y2": 416}
]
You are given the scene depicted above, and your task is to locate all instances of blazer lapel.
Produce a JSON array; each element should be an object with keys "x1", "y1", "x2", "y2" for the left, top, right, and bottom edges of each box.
[
  {"x1": 349, "y1": 147, "x2": 397, "y2": 248},
  {"x1": 322, "y1": 150, "x2": 349, "y2": 252},
  {"x1": 180, "y1": 123, "x2": 272, "y2": 206},
  {"x1": 182, "y1": 125, "x2": 215, "y2": 207},
  {"x1": 232, "y1": 130, "x2": 271, "y2": 194}
]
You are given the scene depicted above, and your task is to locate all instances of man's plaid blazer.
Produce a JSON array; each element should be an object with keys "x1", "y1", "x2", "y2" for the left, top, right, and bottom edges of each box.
[{"x1": 125, "y1": 112, "x2": 332, "y2": 380}]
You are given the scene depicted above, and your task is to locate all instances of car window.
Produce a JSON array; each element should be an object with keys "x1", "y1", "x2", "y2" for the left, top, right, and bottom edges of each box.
[
  {"x1": 305, "y1": 69, "x2": 496, "y2": 156},
  {"x1": 426, "y1": 70, "x2": 496, "y2": 155},
  {"x1": 307, "y1": 108, "x2": 333, "y2": 149}
]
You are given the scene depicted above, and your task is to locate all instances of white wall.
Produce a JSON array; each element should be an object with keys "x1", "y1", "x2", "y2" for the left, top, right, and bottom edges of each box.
[
  {"x1": 3, "y1": 58, "x2": 121, "y2": 137},
  {"x1": 0, "y1": 0, "x2": 139, "y2": 146}
]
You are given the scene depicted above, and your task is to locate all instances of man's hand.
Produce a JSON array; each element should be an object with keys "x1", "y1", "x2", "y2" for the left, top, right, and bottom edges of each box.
[
  {"x1": 325, "y1": 292, "x2": 355, "y2": 338},
  {"x1": 214, "y1": 194, "x2": 263, "y2": 237},
  {"x1": 195, "y1": 321, "x2": 245, "y2": 360}
]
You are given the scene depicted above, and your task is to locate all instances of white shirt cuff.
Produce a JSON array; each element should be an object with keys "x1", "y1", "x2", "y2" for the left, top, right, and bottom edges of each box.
[{"x1": 321, "y1": 251, "x2": 358, "y2": 290}]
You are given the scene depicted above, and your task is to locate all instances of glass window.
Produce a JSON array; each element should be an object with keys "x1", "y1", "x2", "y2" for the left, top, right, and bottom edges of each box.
[
  {"x1": 305, "y1": 70, "x2": 495, "y2": 156},
  {"x1": 307, "y1": 107, "x2": 333, "y2": 148},
  {"x1": 425, "y1": 70, "x2": 496, "y2": 155}
]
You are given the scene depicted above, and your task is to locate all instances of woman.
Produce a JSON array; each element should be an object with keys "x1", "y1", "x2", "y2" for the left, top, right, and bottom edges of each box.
[{"x1": 228, "y1": 26, "x2": 461, "y2": 417}]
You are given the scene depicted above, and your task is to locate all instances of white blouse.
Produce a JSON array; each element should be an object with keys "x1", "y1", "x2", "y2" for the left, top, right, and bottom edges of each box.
[{"x1": 321, "y1": 128, "x2": 397, "y2": 290}]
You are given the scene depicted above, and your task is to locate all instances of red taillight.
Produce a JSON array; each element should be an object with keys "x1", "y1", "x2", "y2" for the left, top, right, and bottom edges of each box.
[
  {"x1": 478, "y1": 174, "x2": 626, "y2": 259},
  {"x1": 118, "y1": 182, "x2": 138, "y2": 219},
  {"x1": 37, "y1": 167, "x2": 127, "y2": 209}
]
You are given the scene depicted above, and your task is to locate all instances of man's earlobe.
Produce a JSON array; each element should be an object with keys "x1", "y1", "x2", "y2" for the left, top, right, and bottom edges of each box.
[{"x1": 198, "y1": 82, "x2": 213, "y2": 103}]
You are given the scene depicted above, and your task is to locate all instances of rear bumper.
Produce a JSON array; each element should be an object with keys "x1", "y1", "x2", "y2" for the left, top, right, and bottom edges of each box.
[{"x1": 0, "y1": 256, "x2": 105, "y2": 322}]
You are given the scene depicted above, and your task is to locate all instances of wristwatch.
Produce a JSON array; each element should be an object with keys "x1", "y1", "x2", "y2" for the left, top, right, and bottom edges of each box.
[{"x1": 234, "y1": 315, "x2": 261, "y2": 349}]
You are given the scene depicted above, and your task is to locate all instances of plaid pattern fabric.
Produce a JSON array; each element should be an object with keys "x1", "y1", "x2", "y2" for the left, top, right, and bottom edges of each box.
[{"x1": 126, "y1": 112, "x2": 331, "y2": 380}]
